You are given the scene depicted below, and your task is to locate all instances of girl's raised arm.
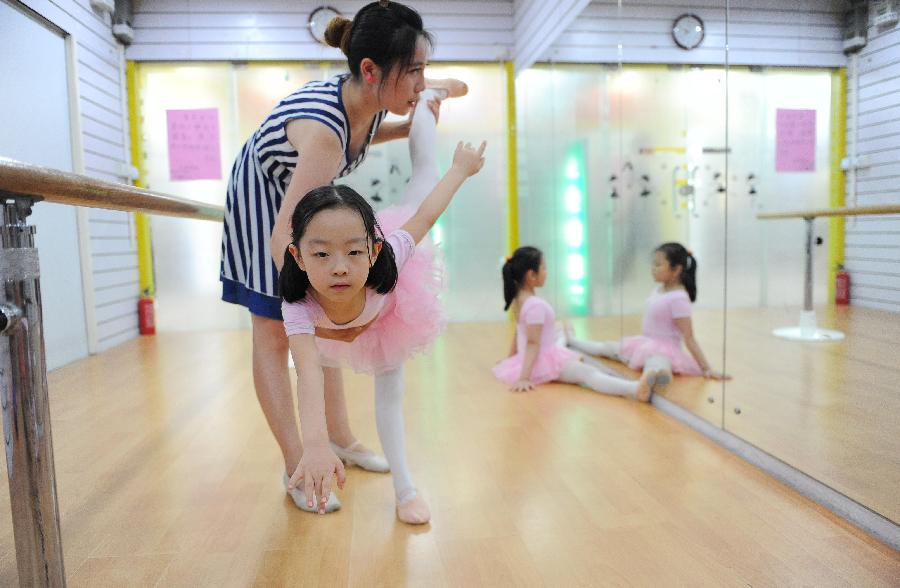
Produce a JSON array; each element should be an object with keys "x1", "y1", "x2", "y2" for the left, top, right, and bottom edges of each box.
[{"x1": 401, "y1": 141, "x2": 486, "y2": 244}]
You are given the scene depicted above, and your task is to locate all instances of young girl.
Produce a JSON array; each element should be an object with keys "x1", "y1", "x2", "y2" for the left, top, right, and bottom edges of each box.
[
  {"x1": 280, "y1": 92, "x2": 485, "y2": 524},
  {"x1": 493, "y1": 247, "x2": 657, "y2": 401},
  {"x1": 565, "y1": 242, "x2": 729, "y2": 385}
]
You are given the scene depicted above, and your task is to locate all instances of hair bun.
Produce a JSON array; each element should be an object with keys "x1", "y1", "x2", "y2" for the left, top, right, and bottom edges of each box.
[{"x1": 324, "y1": 16, "x2": 352, "y2": 51}]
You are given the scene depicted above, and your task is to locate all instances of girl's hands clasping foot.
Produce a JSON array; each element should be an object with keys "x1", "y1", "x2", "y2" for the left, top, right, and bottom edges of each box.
[{"x1": 288, "y1": 443, "x2": 347, "y2": 514}]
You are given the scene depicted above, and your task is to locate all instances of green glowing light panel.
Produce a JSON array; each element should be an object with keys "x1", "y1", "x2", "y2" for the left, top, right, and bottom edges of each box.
[{"x1": 562, "y1": 142, "x2": 589, "y2": 316}]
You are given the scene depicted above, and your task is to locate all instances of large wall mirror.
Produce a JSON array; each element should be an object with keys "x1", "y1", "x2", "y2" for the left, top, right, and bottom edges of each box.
[{"x1": 516, "y1": 0, "x2": 897, "y2": 526}]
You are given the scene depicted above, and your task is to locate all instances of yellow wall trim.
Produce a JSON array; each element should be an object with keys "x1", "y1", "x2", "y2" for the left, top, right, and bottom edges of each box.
[
  {"x1": 127, "y1": 61, "x2": 155, "y2": 296},
  {"x1": 828, "y1": 68, "x2": 846, "y2": 302}
]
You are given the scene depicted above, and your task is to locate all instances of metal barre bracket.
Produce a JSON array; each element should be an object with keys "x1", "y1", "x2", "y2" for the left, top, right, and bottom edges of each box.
[
  {"x1": 0, "y1": 191, "x2": 66, "y2": 586},
  {"x1": 0, "y1": 192, "x2": 42, "y2": 220},
  {"x1": 0, "y1": 303, "x2": 23, "y2": 335}
]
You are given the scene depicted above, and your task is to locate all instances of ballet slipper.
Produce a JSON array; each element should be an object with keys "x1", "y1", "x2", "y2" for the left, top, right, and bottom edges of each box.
[
  {"x1": 426, "y1": 78, "x2": 468, "y2": 99},
  {"x1": 648, "y1": 369, "x2": 672, "y2": 394},
  {"x1": 643, "y1": 355, "x2": 673, "y2": 394},
  {"x1": 635, "y1": 371, "x2": 653, "y2": 403},
  {"x1": 282, "y1": 473, "x2": 341, "y2": 513},
  {"x1": 396, "y1": 491, "x2": 431, "y2": 525},
  {"x1": 330, "y1": 441, "x2": 391, "y2": 473}
]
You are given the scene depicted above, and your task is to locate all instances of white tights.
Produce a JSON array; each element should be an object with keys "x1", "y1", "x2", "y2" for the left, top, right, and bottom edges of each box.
[
  {"x1": 402, "y1": 88, "x2": 442, "y2": 208},
  {"x1": 566, "y1": 338, "x2": 623, "y2": 360},
  {"x1": 370, "y1": 90, "x2": 443, "y2": 503},
  {"x1": 374, "y1": 366, "x2": 416, "y2": 501},
  {"x1": 566, "y1": 338, "x2": 674, "y2": 379},
  {"x1": 558, "y1": 360, "x2": 639, "y2": 397}
]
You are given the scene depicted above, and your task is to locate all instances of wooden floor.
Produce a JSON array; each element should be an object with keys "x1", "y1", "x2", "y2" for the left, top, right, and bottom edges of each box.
[
  {"x1": 570, "y1": 305, "x2": 900, "y2": 525},
  {"x1": 0, "y1": 321, "x2": 898, "y2": 586}
]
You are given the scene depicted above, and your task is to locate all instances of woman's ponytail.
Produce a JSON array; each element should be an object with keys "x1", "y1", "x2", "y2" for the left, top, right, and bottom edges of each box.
[{"x1": 324, "y1": 17, "x2": 353, "y2": 54}]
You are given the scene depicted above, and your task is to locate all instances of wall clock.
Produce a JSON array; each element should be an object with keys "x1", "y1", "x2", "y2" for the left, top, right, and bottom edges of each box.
[
  {"x1": 672, "y1": 14, "x2": 705, "y2": 50},
  {"x1": 309, "y1": 6, "x2": 342, "y2": 46}
]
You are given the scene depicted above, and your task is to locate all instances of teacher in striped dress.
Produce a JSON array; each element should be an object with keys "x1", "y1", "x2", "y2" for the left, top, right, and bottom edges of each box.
[{"x1": 219, "y1": 1, "x2": 444, "y2": 512}]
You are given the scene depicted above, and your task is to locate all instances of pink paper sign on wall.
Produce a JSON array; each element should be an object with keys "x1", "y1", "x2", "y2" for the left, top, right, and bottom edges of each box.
[
  {"x1": 775, "y1": 108, "x2": 816, "y2": 172},
  {"x1": 166, "y1": 108, "x2": 222, "y2": 181}
]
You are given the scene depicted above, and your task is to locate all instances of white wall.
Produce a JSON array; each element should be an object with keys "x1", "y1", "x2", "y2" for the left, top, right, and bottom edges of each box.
[
  {"x1": 845, "y1": 7, "x2": 900, "y2": 312},
  {"x1": 0, "y1": 0, "x2": 90, "y2": 370},
  {"x1": 543, "y1": 0, "x2": 846, "y2": 67},
  {"x1": 19, "y1": 0, "x2": 140, "y2": 351},
  {"x1": 127, "y1": 0, "x2": 514, "y2": 61},
  {"x1": 128, "y1": 0, "x2": 847, "y2": 66}
]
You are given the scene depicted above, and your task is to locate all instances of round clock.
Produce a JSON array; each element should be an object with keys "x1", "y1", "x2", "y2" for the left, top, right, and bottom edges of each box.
[
  {"x1": 308, "y1": 6, "x2": 342, "y2": 46},
  {"x1": 672, "y1": 14, "x2": 705, "y2": 50}
]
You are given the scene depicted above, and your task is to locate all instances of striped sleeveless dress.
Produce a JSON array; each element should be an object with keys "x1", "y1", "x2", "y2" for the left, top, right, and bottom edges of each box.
[{"x1": 220, "y1": 74, "x2": 388, "y2": 319}]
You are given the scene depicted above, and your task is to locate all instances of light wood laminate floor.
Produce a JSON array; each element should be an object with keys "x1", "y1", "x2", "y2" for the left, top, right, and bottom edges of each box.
[
  {"x1": 570, "y1": 305, "x2": 900, "y2": 524},
  {"x1": 0, "y1": 320, "x2": 897, "y2": 586}
]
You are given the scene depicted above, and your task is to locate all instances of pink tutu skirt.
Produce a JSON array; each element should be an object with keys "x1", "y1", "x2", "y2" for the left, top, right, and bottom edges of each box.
[
  {"x1": 619, "y1": 335, "x2": 702, "y2": 375},
  {"x1": 492, "y1": 345, "x2": 580, "y2": 386},
  {"x1": 315, "y1": 206, "x2": 446, "y2": 375}
]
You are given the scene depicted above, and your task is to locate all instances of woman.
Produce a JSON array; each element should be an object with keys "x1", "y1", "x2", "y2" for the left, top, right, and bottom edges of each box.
[{"x1": 219, "y1": 0, "x2": 464, "y2": 512}]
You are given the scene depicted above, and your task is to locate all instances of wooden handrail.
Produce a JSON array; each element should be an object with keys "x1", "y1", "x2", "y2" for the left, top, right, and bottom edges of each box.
[
  {"x1": 757, "y1": 204, "x2": 900, "y2": 220},
  {"x1": 0, "y1": 157, "x2": 224, "y2": 221}
]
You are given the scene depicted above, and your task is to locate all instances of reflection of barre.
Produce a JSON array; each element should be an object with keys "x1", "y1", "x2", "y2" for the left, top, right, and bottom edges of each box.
[
  {"x1": 757, "y1": 204, "x2": 900, "y2": 341},
  {"x1": 638, "y1": 146, "x2": 687, "y2": 155},
  {"x1": 757, "y1": 204, "x2": 900, "y2": 220}
]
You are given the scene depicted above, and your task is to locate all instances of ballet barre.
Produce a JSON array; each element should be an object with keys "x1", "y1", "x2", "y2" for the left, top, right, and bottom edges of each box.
[
  {"x1": 0, "y1": 157, "x2": 223, "y2": 221},
  {"x1": 757, "y1": 204, "x2": 900, "y2": 341},
  {"x1": 0, "y1": 157, "x2": 224, "y2": 587}
]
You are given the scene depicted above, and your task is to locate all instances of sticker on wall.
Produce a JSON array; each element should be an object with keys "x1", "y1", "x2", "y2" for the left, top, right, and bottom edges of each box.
[
  {"x1": 166, "y1": 108, "x2": 222, "y2": 181},
  {"x1": 775, "y1": 109, "x2": 816, "y2": 172}
]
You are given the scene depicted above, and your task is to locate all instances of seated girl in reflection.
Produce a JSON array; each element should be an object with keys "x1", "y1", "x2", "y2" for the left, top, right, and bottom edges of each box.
[
  {"x1": 492, "y1": 246, "x2": 660, "y2": 401},
  {"x1": 564, "y1": 242, "x2": 730, "y2": 391}
]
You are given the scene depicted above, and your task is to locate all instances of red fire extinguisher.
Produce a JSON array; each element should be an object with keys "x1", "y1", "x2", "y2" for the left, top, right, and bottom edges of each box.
[
  {"x1": 138, "y1": 289, "x2": 156, "y2": 335},
  {"x1": 836, "y1": 264, "x2": 850, "y2": 305}
]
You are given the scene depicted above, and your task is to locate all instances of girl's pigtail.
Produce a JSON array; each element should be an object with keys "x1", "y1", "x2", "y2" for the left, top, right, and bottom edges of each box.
[
  {"x1": 502, "y1": 259, "x2": 518, "y2": 311},
  {"x1": 367, "y1": 237, "x2": 399, "y2": 294},
  {"x1": 502, "y1": 247, "x2": 543, "y2": 310},
  {"x1": 682, "y1": 253, "x2": 698, "y2": 302},
  {"x1": 278, "y1": 246, "x2": 310, "y2": 303}
]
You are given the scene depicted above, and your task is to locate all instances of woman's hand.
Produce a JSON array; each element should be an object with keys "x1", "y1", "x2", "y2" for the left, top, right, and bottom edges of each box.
[
  {"x1": 288, "y1": 443, "x2": 346, "y2": 514},
  {"x1": 425, "y1": 94, "x2": 441, "y2": 123},
  {"x1": 511, "y1": 379, "x2": 534, "y2": 392},
  {"x1": 451, "y1": 141, "x2": 487, "y2": 177},
  {"x1": 398, "y1": 95, "x2": 442, "y2": 136}
]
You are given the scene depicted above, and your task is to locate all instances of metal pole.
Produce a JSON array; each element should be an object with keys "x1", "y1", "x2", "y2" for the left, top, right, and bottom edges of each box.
[
  {"x1": 0, "y1": 194, "x2": 66, "y2": 587},
  {"x1": 804, "y1": 217, "x2": 814, "y2": 312}
]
